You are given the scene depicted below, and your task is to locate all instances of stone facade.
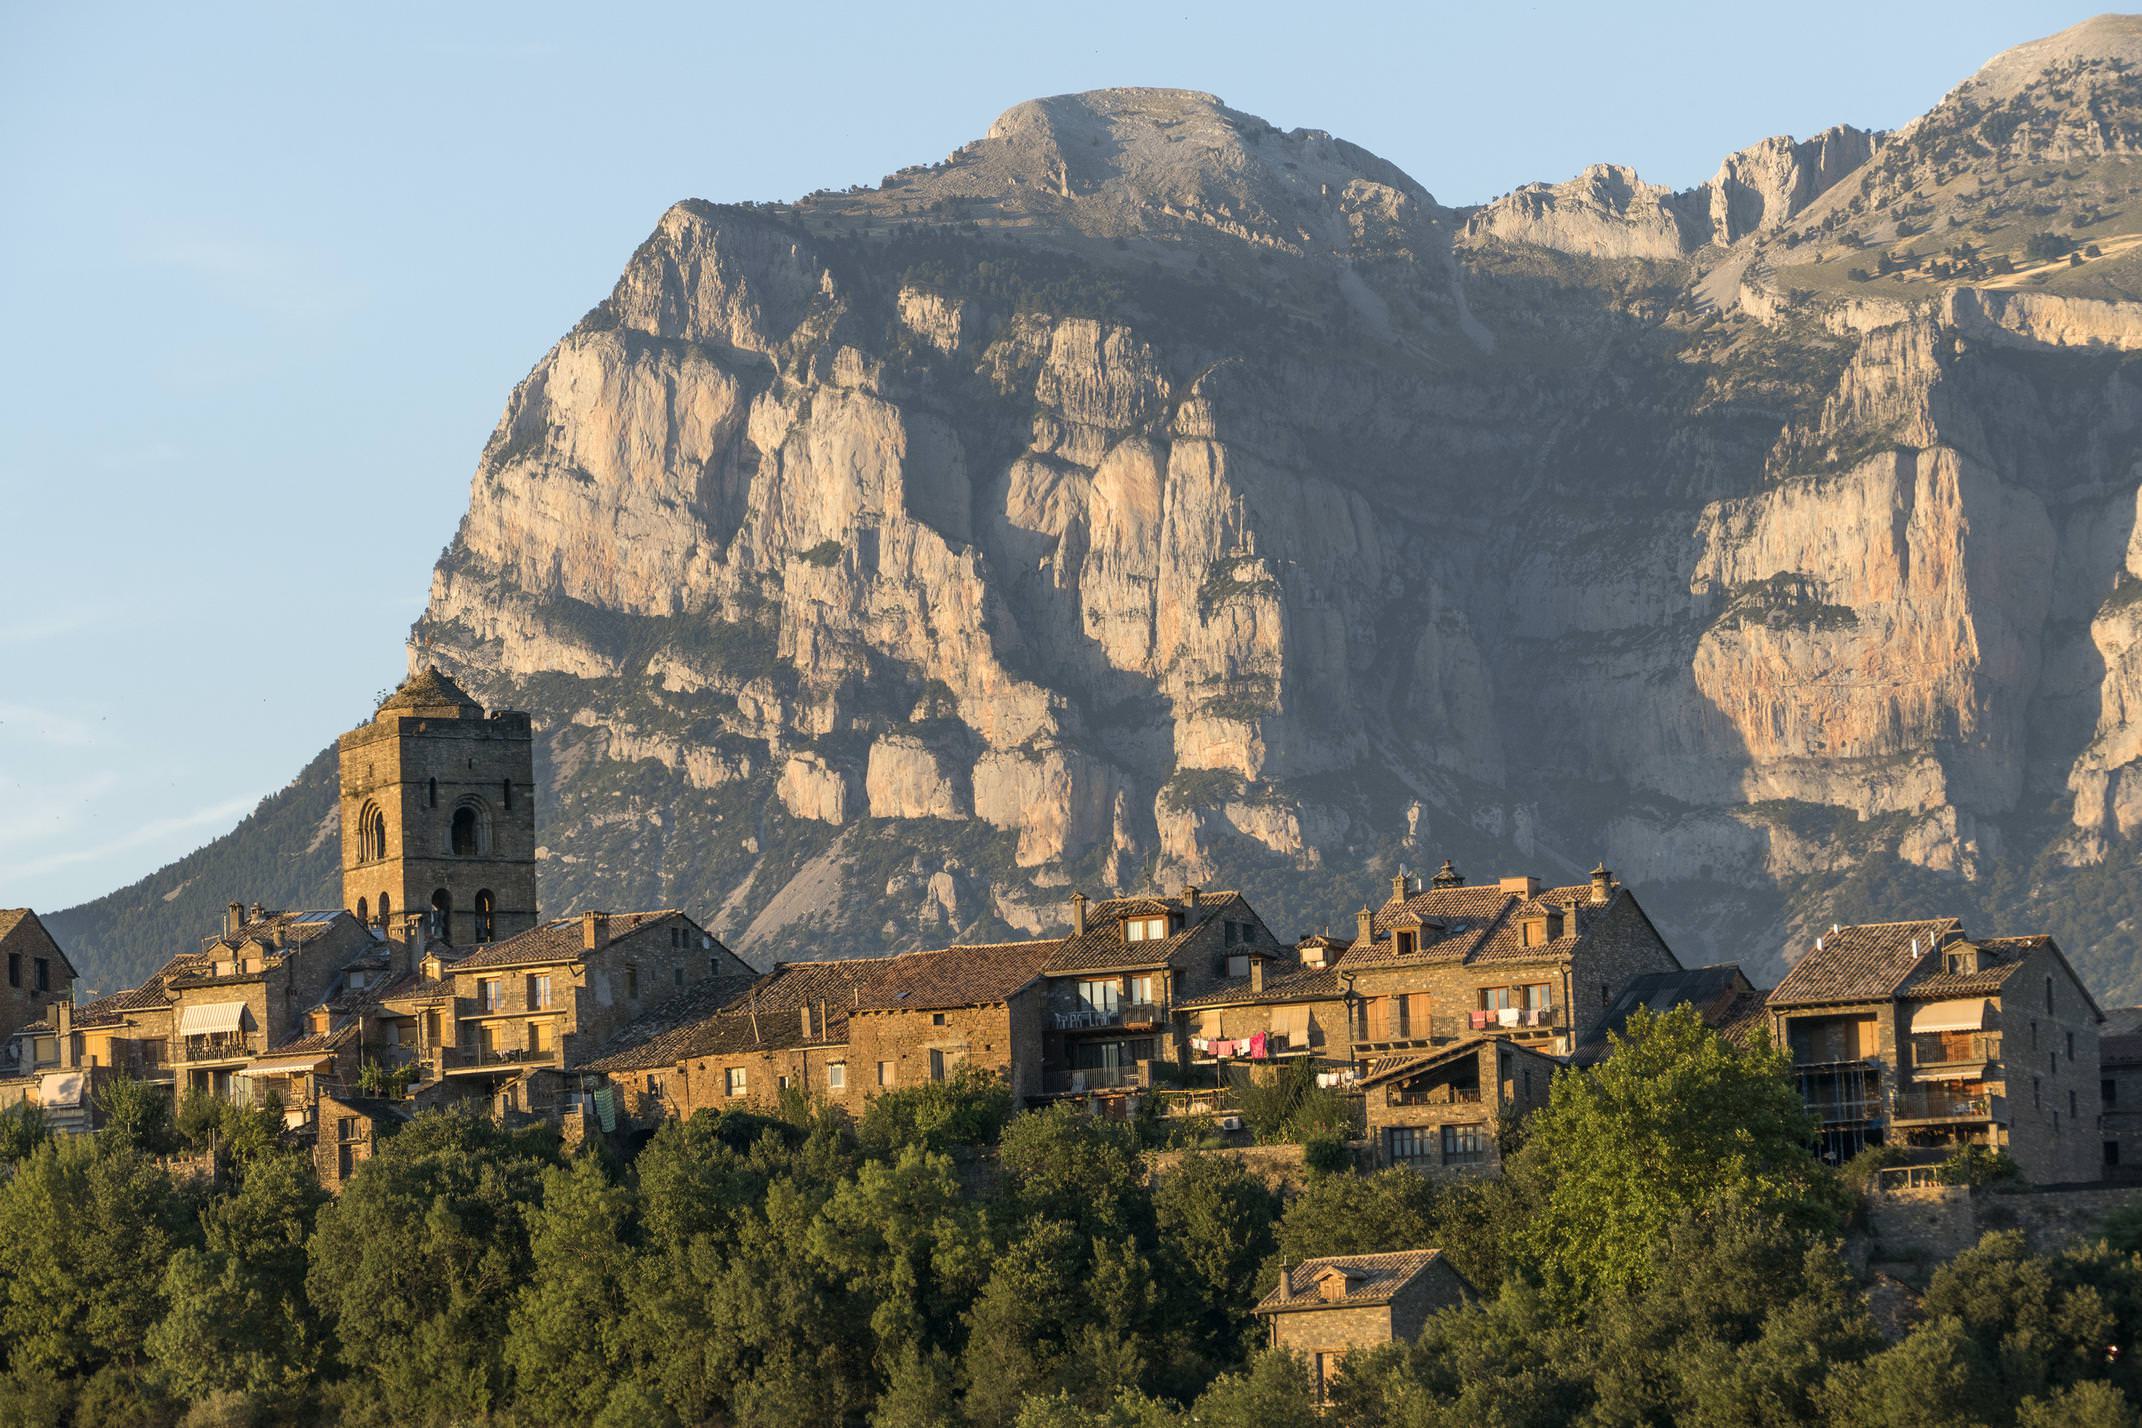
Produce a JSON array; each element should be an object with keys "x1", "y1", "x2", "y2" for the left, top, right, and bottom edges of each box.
[
  {"x1": 1768, "y1": 919, "x2": 2105, "y2": 1185},
  {"x1": 0, "y1": 911, "x2": 75, "y2": 1044},
  {"x1": 1359, "y1": 1038, "x2": 1560, "y2": 1179},
  {"x1": 2101, "y1": 1019, "x2": 2142, "y2": 1177},
  {"x1": 338, "y1": 667, "x2": 538, "y2": 948},
  {"x1": 1255, "y1": 1251, "x2": 1470, "y2": 1403}
]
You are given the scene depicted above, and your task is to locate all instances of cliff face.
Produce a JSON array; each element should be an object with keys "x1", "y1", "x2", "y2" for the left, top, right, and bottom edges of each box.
[{"x1": 55, "y1": 17, "x2": 2142, "y2": 999}]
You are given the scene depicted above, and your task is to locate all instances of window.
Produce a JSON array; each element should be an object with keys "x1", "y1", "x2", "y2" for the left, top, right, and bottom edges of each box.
[
  {"x1": 502, "y1": 778, "x2": 513, "y2": 810},
  {"x1": 669, "y1": 927, "x2": 681, "y2": 949},
  {"x1": 931, "y1": 1011, "x2": 947, "y2": 1026},
  {"x1": 356, "y1": 896, "x2": 369, "y2": 924},
  {"x1": 1442, "y1": 1124, "x2": 1491, "y2": 1163},
  {"x1": 2110, "y1": 1141, "x2": 2123, "y2": 1168},
  {"x1": 877, "y1": 1060, "x2": 894, "y2": 1088},
  {"x1": 2107, "y1": 1078, "x2": 2119, "y2": 1106},
  {"x1": 478, "y1": 978, "x2": 501, "y2": 1012},
  {"x1": 709, "y1": 956, "x2": 723, "y2": 977},
  {"x1": 674, "y1": 967, "x2": 684, "y2": 988},
  {"x1": 1226, "y1": 953, "x2": 1249, "y2": 979},
  {"x1": 427, "y1": 777, "x2": 438, "y2": 808},
  {"x1": 627, "y1": 964, "x2": 639, "y2": 1001},
  {"x1": 473, "y1": 889, "x2": 495, "y2": 943},
  {"x1": 1076, "y1": 980, "x2": 1120, "y2": 1016},
  {"x1": 2068, "y1": 1031, "x2": 2076, "y2": 1061},
  {"x1": 6, "y1": 954, "x2": 16, "y2": 989},
  {"x1": 480, "y1": 1023, "x2": 504, "y2": 1056},
  {"x1": 2034, "y1": 1076, "x2": 2042, "y2": 1108},
  {"x1": 1224, "y1": 921, "x2": 1240, "y2": 946},
  {"x1": 1124, "y1": 915, "x2": 1168, "y2": 942},
  {"x1": 450, "y1": 805, "x2": 480, "y2": 855},
  {"x1": 528, "y1": 974, "x2": 551, "y2": 1009},
  {"x1": 828, "y1": 1062, "x2": 846, "y2": 1091},
  {"x1": 1479, "y1": 987, "x2": 1516, "y2": 1011},
  {"x1": 725, "y1": 1067, "x2": 748, "y2": 1098},
  {"x1": 2047, "y1": 976, "x2": 2056, "y2": 1013},
  {"x1": 357, "y1": 802, "x2": 387, "y2": 863},
  {"x1": 1312, "y1": 1351, "x2": 1344, "y2": 1405},
  {"x1": 379, "y1": 892, "x2": 391, "y2": 928},
  {"x1": 1384, "y1": 1126, "x2": 1433, "y2": 1163},
  {"x1": 528, "y1": 1020, "x2": 553, "y2": 1054},
  {"x1": 429, "y1": 888, "x2": 452, "y2": 942},
  {"x1": 1395, "y1": 928, "x2": 1417, "y2": 956},
  {"x1": 929, "y1": 1049, "x2": 947, "y2": 1082},
  {"x1": 1128, "y1": 975, "x2": 1157, "y2": 1007}
]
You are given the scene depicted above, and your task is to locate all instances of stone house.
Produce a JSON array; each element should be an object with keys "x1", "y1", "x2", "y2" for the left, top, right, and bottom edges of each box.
[
  {"x1": 1357, "y1": 1037, "x2": 1561, "y2": 1178},
  {"x1": 1571, "y1": 963, "x2": 1770, "y2": 1065},
  {"x1": 587, "y1": 939, "x2": 1058, "y2": 1123},
  {"x1": 1767, "y1": 918, "x2": 2104, "y2": 1184},
  {"x1": 1255, "y1": 1250, "x2": 1470, "y2": 1404},
  {"x1": 0, "y1": 910, "x2": 75, "y2": 1043},
  {"x1": 2101, "y1": 1010, "x2": 2142, "y2": 1178},
  {"x1": 1040, "y1": 888, "x2": 1287, "y2": 1099},
  {"x1": 1170, "y1": 862, "x2": 1680, "y2": 1087},
  {"x1": 314, "y1": 1092, "x2": 412, "y2": 1193},
  {"x1": 374, "y1": 909, "x2": 751, "y2": 1117}
]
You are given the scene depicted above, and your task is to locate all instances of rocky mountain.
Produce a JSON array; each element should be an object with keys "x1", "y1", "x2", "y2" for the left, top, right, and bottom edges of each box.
[{"x1": 52, "y1": 16, "x2": 2142, "y2": 1002}]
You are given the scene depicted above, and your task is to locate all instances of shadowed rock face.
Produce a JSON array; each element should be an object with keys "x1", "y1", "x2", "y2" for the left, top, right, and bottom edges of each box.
[{"x1": 55, "y1": 26, "x2": 2142, "y2": 1001}]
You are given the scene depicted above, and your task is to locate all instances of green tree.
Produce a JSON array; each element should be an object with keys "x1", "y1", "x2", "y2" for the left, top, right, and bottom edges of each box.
[
  {"x1": 856, "y1": 1064, "x2": 1015, "y2": 1158},
  {"x1": 807, "y1": 1144, "x2": 993, "y2": 1364},
  {"x1": 997, "y1": 1104, "x2": 1147, "y2": 1239},
  {"x1": 148, "y1": 1149, "x2": 327, "y2": 1409},
  {"x1": 90, "y1": 1075, "x2": 175, "y2": 1154},
  {"x1": 1150, "y1": 1154, "x2": 1278, "y2": 1376},
  {"x1": 0, "y1": 1135, "x2": 196, "y2": 1378},
  {"x1": 304, "y1": 1109, "x2": 552, "y2": 1424},
  {"x1": 1506, "y1": 1004, "x2": 1835, "y2": 1304},
  {"x1": 0, "y1": 1103, "x2": 47, "y2": 1166},
  {"x1": 1186, "y1": 1349, "x2": 1320, "y2": 1428},
  {"x1": 505, "y1": 1155, "x2": 645, "y2": 1420}
]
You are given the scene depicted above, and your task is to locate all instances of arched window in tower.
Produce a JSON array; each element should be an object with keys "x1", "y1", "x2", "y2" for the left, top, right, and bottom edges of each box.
[
  {"x1": 356, "y1": 803, "x2": 387, "y2": 863},
  {"x1": 474, "y1": 889, "x2": 495, "y2": 944},
  {"x1": 451, "y1": 804, "x2": 483, "y2": 856},
  {"x1": 355, "y1": 896, "x2": 369, "y2": 925},
  {"x1": 427, "y1": 778, "x2": 438, "y2": 809},
  {"x1": 502, "y1": 779, "x2": 513, "y2": 811},
  {"x1": 429, "y1": 888, "x2": 453, "y2": 944}
]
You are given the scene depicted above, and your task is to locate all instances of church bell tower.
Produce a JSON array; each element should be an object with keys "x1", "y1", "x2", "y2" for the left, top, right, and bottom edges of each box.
[{"x1": 337, "y1": 666, "x2": 537, "y2": 946}]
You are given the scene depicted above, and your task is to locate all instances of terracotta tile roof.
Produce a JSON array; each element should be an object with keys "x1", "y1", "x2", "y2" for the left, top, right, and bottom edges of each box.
[
  {"x1": 588, "y1": 960, "x2": 881, "y2": 1073},
  {"x1": 1767, "y1": 919, "x2": 1962, "y2": 1007},
  {"x1": 1046, "y1": 892, "x2": 1255, "y2": 975},
  {"x1": 1256, "y1": 1250, "x2": 1451, "y2": 1313},
  {"x1": 1174, "y1": 965, "x2": 1348, "y2": 1008},
  {"x1": 1715, "y1": 989, "x2": 1775, "y2": 1050},
  {"x1": 450, "y1": 911, "x2": 678, "y2": 970},
  {"x1": 263, "y1": 1025, "x2": 354, "y2": 1057},
  {"x1": 1358, "y1": 1036, "x2": 1563, "y2": 1090},
  {"x1": 1337, "y1": 880, "x2": 1622, "y2": 970},
  {"x1": 852, "y1": 940, "x2": 1056, "y2": 1011},
  {"x1": 1898, "y1": 944, "x2": 2035, "y2": 999},
  {"x1": 199, "y1": 909, "x2": 351, "y2": 957},
  {"x1": 0, "y1": 911, "x2": 26, "y2": 943}
]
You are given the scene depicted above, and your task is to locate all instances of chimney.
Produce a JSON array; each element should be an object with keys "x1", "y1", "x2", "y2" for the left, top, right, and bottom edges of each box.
[
  {"x1": 1277, "y1": 1262, "x2": 1291, "y2": 1297},
  {"x1": 1498, "y1": 875, "x2": 1540, "y2": 898},
  {"x1": 226, "y1": 902, "x2": 245, "y2": 938},
  {"x1": 1432, "y1": 859, "x2": 1463, "y2": 889},
  {"x1": 1070, "y1": 891, "x2": 1088, "y2": 937},
  {"x1": 1250, "y1": 957, "x2": 1265, "y2": 993},
  {"x1": 582, "y1": 911, "x2": 609, "y2": 952},
  {"x1": 1392, "y1": 871, "x2": 1410, "y2": 903},
  {"x1": 249, "y1": 901, "x2": 265, "y2": 923},
  {"x1": 1590, "y1": 863, "x2": 1612, "y2": 904},
  {"x1": 801, "y1": 1004, "x2": 815, "y2": 1040},
  {"x1": 1355, "y1": 906, "x2": 1373, "y2": 944},
  {"x1": 1181, "y1": 884, "x2": 1200, "y2": 909}
]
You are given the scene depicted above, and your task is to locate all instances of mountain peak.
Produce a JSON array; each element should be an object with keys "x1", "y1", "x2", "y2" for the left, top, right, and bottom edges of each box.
[{"x1": 1960, "y1": 13, "x2": 2142, "y2": 104}]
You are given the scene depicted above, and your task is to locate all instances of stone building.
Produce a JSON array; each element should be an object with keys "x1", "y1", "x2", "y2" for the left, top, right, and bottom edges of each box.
[
  {"x1": 314, "y1": 1093, "x2": 412, "y2": 1193},
  {"x1": 338, "y1": 667, "x2": 537, "y2": 947},
  {"x1": 1571, "y1": 963, "x2": 1770, "y2": 1065},
  {"x1": 1255, "y1": 1250, "x2": 1470, "y2": 1404},
  {"x1": 1171, "y1": 862, "x2": 1681, "y2": 1085},
  {"x1": 1766, "y1": 918, "x2": 2104, "y2": 1184},
  {"x1": 1357, "y1": 1037, "x2": 1561, "y2": 1178},
  {"x1": 1040, "y1": 888, "x2": 1288, "y2": 1100},
  {"x1": 588, "y1": 939, "x2": 1058, "y2": 1123},
  {"x1": 2102, "y1": 1009, "x2": 2142, "y2": 1178},
  {"x1": 0, "y1": 911, "x2": 75, "y2": 1043}
]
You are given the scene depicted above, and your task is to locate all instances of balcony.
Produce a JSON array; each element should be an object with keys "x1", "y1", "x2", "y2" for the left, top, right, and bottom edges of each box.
[
  {"x1": 1893, "y1": 1091, "x2": 1997, "y2": 1124},
  {"x1": 177, "y1": 1034, "x2": 257, "y2": 1064},
  {"x1": 1464, "y1": 1007, "x2": 1563, "y2": 1034},
  {"x1": 1909, "y1": 1034, "x2": 2001, "y2": 1070},
  {"x1": 1389, "y1": 1085, "x2": 1484, "y2": 1108},
  {"x1": 443, "y1": 1044, "x2": 561, "y2": 1076},
  {"x1": 1044, "y1": 1064, "x2": 1147, "y2": 1094},
  {"x1": 1054, "y1": 1002, "x2": 1165, "y2": 1032},
  {"x1": 1802, "y1": 1096, "x2": 1881, "y2": 1125}
]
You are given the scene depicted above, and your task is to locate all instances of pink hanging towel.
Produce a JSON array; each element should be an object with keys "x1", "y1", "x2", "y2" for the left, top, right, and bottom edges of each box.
[{"x1": 1248, "y1": 1032, "x2": 1269, "y2": 1060}]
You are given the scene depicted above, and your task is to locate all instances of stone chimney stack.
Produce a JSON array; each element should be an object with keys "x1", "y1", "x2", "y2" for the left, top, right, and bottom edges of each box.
[
  {"x1": 1590, "y1": 864, "x2": 1613, "y2": 904},
  {"x1": 1250, "y1": 957, "x2": 1265, "y2": 993},
  {"x1": 1355, "y1": 906, "x2": 1374, "y2": 944},
  {"x1": 1433, "y1": 859, "x2": 1463, "y2": 889},
  {"x1": 1070, "y1": 892, "x2": 1088, "y2": 937},
  {"x1": 1182, "y1": 884, "x2": 1200, "y2": 909},
  {"x1": 582, "y1": 911, "x2": 609, "y2": 952},
  {"x1": 801, "y1": 1004, "x2": 814, "y2": 1040},
  {"x1": 1391, "y1": 872, "x2": 1410, "y2": 903},
  {"x1": 226, "y1": 902, "x2": 245, "y2": 938}
]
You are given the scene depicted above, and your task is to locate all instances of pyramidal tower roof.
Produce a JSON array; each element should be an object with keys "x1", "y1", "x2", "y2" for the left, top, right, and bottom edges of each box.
[{"x1": 376, "y1": 665, "x2": 484, "y2": 719}]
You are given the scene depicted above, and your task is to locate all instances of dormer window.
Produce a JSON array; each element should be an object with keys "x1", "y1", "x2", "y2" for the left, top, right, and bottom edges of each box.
[
  {"x1": 1521, "y1": 917, "x2": 1550, "y2": 948},
  {"x1": 1946, "y1": 949, "x2": 1978, "y2": 977},
  {"x1": 1124, "y1": 915, "x2": 1170, "y2": 942},
  {"x1": 1395, "y1": 928, "x2": 1418, "y2": 957}
]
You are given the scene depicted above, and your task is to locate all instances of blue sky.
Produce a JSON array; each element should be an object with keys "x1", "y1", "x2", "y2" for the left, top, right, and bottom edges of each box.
[{"x1": 0, "y1": 1, "x2": 2109, "y2": 910}]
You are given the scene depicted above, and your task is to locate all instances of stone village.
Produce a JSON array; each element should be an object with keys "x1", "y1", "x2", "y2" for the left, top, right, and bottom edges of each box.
[
  {"x1": 6, "y1": 670, "x2": 2127, "y2": 1195},
  {"x1": 3, "y1": 671, "x2": 2135, "y2": 1386}
]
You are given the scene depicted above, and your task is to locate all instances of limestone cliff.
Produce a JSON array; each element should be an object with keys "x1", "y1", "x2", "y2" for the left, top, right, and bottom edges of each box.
[{"x1": 54, "y1": 17, "x2": 2142, "y2": 1001}]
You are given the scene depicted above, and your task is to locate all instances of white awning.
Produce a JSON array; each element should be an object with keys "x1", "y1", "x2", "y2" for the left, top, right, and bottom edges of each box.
[
  {"x1": 38, "y1": 1072, "x2": 84, "y2": 1108},
  {"x1": 236, "y1": 1053, "x2": 333, "y2": 1076},
  {"x1": 1909, "y1": 998, "x2": 1989, "y2": 1034},
  {"x1": 178, "y1": 1002, "x2": 249, "y2": 1037},
  {"x1": 1271, "y1": 1005, "x2": 1311, "y2": 1040}
]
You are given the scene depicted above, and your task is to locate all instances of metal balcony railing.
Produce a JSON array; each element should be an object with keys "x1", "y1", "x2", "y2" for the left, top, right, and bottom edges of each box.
[
  {"x1": 1388, "y1": 1085, "x2": 1484, "y2": 1108},
  {"x1": 1465, "y1": 1006, "x2": 1562, "y2": 1032},
  {"x1": 1053, "y1": 1002, "x2": 1165, "y2": 1031},
  {"x1": 1909, "y1": 1034, "x2": 2001, "y2": 1068},
  {"x1": 177, "y1": 1034, "x2": 256, "y2": 1064},
  {"x1": 1893, "y1": 1092, "x2": 1994, "y2": 1122},
  {"x1": 1045, "y1": 1064, "x2": 1147, "y2": 1094}
]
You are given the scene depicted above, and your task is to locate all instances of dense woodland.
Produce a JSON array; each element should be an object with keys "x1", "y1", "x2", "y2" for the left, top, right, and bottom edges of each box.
[{"x1": 1, "y1": 1008, "x2": 2140, "y2": 1427}]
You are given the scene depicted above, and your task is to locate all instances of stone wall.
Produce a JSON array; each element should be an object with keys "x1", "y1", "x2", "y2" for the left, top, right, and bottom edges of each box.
[
  {"x1": 1147, "y1": 1141, "x2": 1315, "y2": 1194},
  {"x1": 1862, "y1": 1182, "x2": 2142, "y2": 1268}
]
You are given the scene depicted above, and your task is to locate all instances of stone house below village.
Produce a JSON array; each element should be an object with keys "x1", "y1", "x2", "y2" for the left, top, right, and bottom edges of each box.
[{"x1": 1255, "y1": 1250, "x2": 1470, "y2": 1405}]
